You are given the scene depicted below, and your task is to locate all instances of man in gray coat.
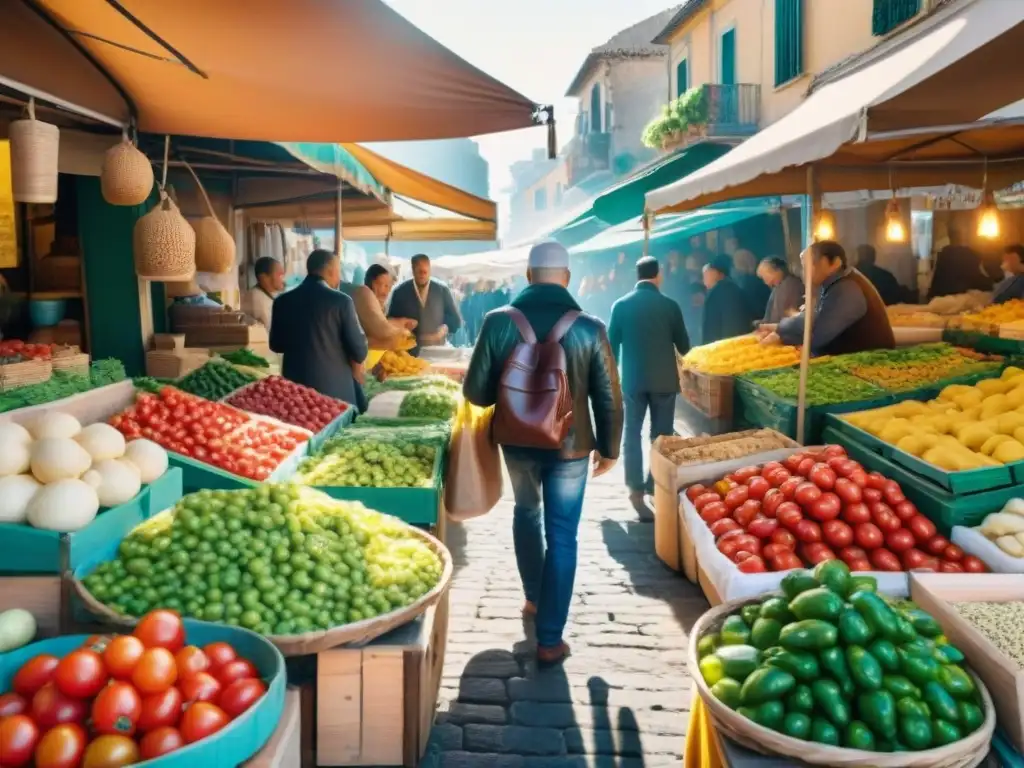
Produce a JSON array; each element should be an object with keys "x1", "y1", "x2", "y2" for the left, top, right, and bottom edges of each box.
[
  {"x1": 756, "y1": 257, "x2": 804, "y2": 325},
  {"x1": 608, "y1": 257, "x2": 690, "y2": 514}
]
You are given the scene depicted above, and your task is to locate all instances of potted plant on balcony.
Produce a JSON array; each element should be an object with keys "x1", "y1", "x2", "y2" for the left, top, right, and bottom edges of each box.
[{"x1": 641, "y1": 86, "x2": 710, "y2": 151}]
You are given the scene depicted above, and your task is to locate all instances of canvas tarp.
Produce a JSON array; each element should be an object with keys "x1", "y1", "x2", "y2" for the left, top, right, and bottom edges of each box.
[
  {"x1": 0, "y1": 0, "x2": 541, "y2": 142},
  {"x1": 647, "y1": 0, "x2": 1024, "y2": 214}
]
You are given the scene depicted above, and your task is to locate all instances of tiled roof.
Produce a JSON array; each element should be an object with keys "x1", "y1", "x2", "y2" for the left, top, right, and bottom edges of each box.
[{"x1": 651, "y1": 0, "x2": 708, "y2": 45}]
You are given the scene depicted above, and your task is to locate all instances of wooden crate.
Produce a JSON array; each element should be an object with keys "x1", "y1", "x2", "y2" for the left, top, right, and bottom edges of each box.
[
  {"x1": 51, "y1": 350, "x2": 90, "y2": 376},
  {"x1": 246, "y1": 686, "x2": 302, "y2": 768},
  {"x1": 0, "y1": 575, "x2": 63, "y2": 637},
  {"x1": 680, "y1": 368, "x2": 734, "y2": 419},
  {"x1": 676, "y1": 494, "x2": 697, "y2": 584},
  {"x1": 0, "y1": 358, "x2": 52, "y2": 390},
  {"x1": 317, "y1": 594, "x2": 449, "y2": 767}
]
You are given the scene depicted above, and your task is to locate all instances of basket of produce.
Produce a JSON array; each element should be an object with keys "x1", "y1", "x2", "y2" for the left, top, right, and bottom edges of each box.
[
  {"x1": 0, "y1": 360, "x2": 127, "y2": 416},
  {"x1": 174, "y1": 361, "x2": 257, "y2": 402},
  {"x1": 49, "y1": 345, "x2": 90, "y2": 376},
  {"x1": 0, "y1": 611, "x2": 286, "y2": 766},
  {"x1": 682, "y1": 335, "x2": 801, "y2": 376},
  {"x1": 830, "y1": 344, "x2": 1003, "y2": 394},
  {"x1": 71, "y1": 485, "x2": 453, "y2": 655},
  {"x1": 375, "y1": 349, "x2": 430, "y2": 378},
  {"x1": 225, "y1": 375, "x2": 351, "y2": 434},
  {"x1": 366, "y1": 387, "x2": 460, "y2": 422},
  {"x1": 690, "y1": 571, "x2": 995, "y2": 766},
  {"x1": 0, "y1": 357, "x2": 53, "y2": 392},
  {"x1": 363, "y1": 374, "x2": 460, "y2": 400}
]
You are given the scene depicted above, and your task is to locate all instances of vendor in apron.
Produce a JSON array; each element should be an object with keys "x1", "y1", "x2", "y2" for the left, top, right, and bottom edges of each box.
[{"x1": 387, "y1": 254, "x2": 463, "y2": 355}]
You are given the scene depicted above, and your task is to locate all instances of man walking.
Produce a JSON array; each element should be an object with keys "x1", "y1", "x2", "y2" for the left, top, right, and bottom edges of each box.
[
  {"x1": 608, "y1": 257, "x2": 690, "y2": 516},
  {"x1": 463, "y1": 241, "x2": 623, "y2": 665},
  {"x1": 388, "y1": 254, "x2": 463, "y2": 354}
]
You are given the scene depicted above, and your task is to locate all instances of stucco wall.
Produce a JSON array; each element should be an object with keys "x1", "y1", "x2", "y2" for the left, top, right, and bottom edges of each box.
[
  {"x1": 608, "y1": 58, "x2": 668, "y2": 168},
  {"x1": 507, "y1": 160, "x2": 569, "y2": 242}
]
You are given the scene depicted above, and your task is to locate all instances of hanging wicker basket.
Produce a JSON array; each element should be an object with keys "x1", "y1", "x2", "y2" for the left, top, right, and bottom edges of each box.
[
  {"x1": 133, "y1": 192, "x2": 196, "y2": 281},
  {"x1": 181, "y1": 160, "x2": 235, "y2": 274},
  {"x1": 9, "y1": 100, "x2": 59, "y2": 204},
  {"x1": 101, "y1": 134, "x2": 154, "y2": 206}
]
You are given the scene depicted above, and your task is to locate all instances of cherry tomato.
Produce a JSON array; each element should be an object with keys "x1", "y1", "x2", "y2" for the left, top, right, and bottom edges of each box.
[
  {"x1": 869, "y1": 548, "x2": 903, "y2": 572},
  {"x1": 685, "y1": 484, "x2": 707, "y2": 502},
  {"x1": 175, "y1": 646, "x2": 211, "y2": 679},
  {"x1": 746, "y1": 477, "x2": 770, "y2": 501},
  {"x1": 801, "y1": 542, "x2": 836, "y2": 564},
  {"x1": 693, "y1": 492, "x2": 723, "y2": 512},
  {"x1": 822, "y1": 519, "x2": 854, "y2": 549},
  {"x1": 793, "y1": 482, "x2": 822, "y2": 509},
  {"x1": 885, "y1": 528, "x2": 916, "y2": 553},
  {"x1": 962, "y1": 555, "x2": 988, "y2": 573},
  {"x1": 80, "y1": 635, "x2": 113, "y2": 654},
  {"x1": 808, "y1": 493, "x2": 842, "y2": 522},
  {"x1": 906, "y1": 515, "x2": 937, "y2": 543},
  {"x1": 179, "y1": 671, "x2": 222, "y2": 703},
  {"x1": 203, "y1": 642, "x2": 238, "y2": 671},
  {"x1": 133, "y1": 610, "x2": 185, "y2": 652},
  {"x1": 139, "y1": 726, "x2": 186, "y2": 759},
  {"x1": 103, "y1": 636, "x2": 145, "y2": 680},
  {"x1": 34, "y1": 722, "x2": 87, "y2": 768},
  {"x1": 0, "y1": 714, "x2": 38, "y2": 767},
  {"x1": 770, "y1": 529, "x2": 797, "y2": 550},
  {"x1": 53, "y1": 649, "x2": 108, "y2": 700},
  {"x1": 762, "y1": 489, "x2": 785, "y2": 517},
  {"x1": 0, "y1": 691, "x2": 28, "y2": 717},
  {"x1": 733, "y1": 500, "x2": 762, "y2": 528},
  {"x1": 842, "y1": 502, "x2": 872, "y2": 525},
  {"x1": 12, "y1": 654, "x2": 60, "y2": 697},
  {"x1": 902, "y1": 548, "x2": 931, "y2": 570},
  {"x1": 81, "y1": 734, "x2": 140, "y2": 768},
  {"x1": 737, "y1": 555, "x2": 767, "y2": 574},
  {"x1": 138, "y1": 686, "x2": 184, "y2": 732},
  {"x1": 709, "y1": 518, "x2": 742, "y2": 538},
  {"x1": 31, "y1": 683, "x2": 88, "y2": 728},
  {"x1": 779, "y1": 477, "x2": 802, "y2": 500},
  {"x1": 179, "y1": 701, "x2": 230, "y2": 743},
  {"x1": 91, "y1": 681, "x2": 142, "y2": 736},
  {"x1": 792, "y1": 519, "x2": 822, "y2": 544},
  {"x1": 854, "y1": 522, "x2": 884, "y2": 550},
  {"x1": 776, "y1": 502, "x2": 803, "y2": 529},
  {"x1": 746, "y1": 516, "x2": 778, "y2": 539},
  {"x1": 218, "y1": 678, "x2": 267, "y2": 718},
  {"x1": 699, "y1": 501, "x2": 730, "y2": 525},
  {"x1": 132, "y1": 648, "x2": 178, "y2": 695},
  {"x1": 924, "y1": 534, "x2": 951, "y2": 556},
  {"x1": 770, "y1": 551, "x2": 803, "y2": 571},
  {"x1": 943, "y1": 543, "x2": 965, "y2": 562}
]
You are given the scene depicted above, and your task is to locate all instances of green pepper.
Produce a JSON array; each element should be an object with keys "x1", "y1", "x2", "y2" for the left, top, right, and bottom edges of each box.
[
  {"x1": 696, "y1": 633, "x2": 720, "y2": 659},
  {"x1": 789, "y1": 588, "x2": 843, "y2": 622},
  {"x1": 850, "y1": 591, "x2": 901, "y2": 642},
  {"x1": 750, "y1": 701, "x2": 785, "y2": 731},
  {"x1": 933, "y1": 644, "x2": 965, "y2": 665},
  {"x1": 904, "y1": 608, "x2": 942, "y2": 638},
  {"x1": 715, "y1": 645, "x2": 760, "y2": 681},
  {"x1": 899, "y1": 651, "x2": 940, "y2": 687},
  {"x1": 845, "y1": 720, "x2": 876, "y2": 751},
  {"x1": 710, "y1": 678, "x2": 742, "y2": 709},
  {"x1": 848, "y1": 575, "x2": 878, "y2": 594},
  {"x1": 750, "y1": 618, "x2": 782, "y2": 650},
  {"x1": 759, "y1": 596, "x2": 796, "y2": 624},
  {"x1": 938, "y1": 665, "x2": 976, "y2": 699},
  {"x1": 958, "y1": 701, "x2": 984, "y2": 733},
  {"x1": 931, "y1": 719, "x2": 962, "y2": 746},
  {"x1": 894, "y1": 616, "x2": 918, "y2": 643},
  {"x1": 902, "y1": 638, "x2": 936, "y2": 657},
  {"x1": 898, "y1": 716, "x2": 933, "y2": 750},
  {"x1": 740, "y1": 667, "x2": 796, "y2": 705},
  {"x1": 782, "y1": 712, "x2": 812, "y2": 740},
  {"x1": 857, "y1": 690, "x2": 896, "y2": 739},
  {"x1": 847, "y1": 646, "x2": 883, "y2": 691},
  {"x1": 699, "y1": 655, "x2": 725, "y2": 685},
  {"x1": 779, "y1": 620, "x2": 838, "y2": 651},
  {"x1": 838, "y1": 608, "x2": 875, "y2": 646},
  {"x1": 810, "y1": 718, "x2": 840, "y2": 746},
  {"x1": 780, "y1": 570, "x2": 820, "y2": 600},
  {"x1": 819, "y1": 647, "x2": 855, "y2": 695},
  {"x1": 868, "y1": 639, "x2": 900, "y2": 673},
  {"x1": 922, "y1": 681, "x2": 960, "y2": 723},
  {"x1": 811, "y1": 679, "x2": 850, "y2": 727},
  {"x1": 882, "y1": 675, "x2": 920, "y2": 700},
  {"x1": 813, "y1": 559, "x2": 851, "y2": 597},
  {"x1": 764, "y1": 649, "x2": 820, "y2": 682},
  {"x1": 785, "y1": 684, "x2": 814, "y2": 714},
  {"x1": 720, "y1": 615, "x2": 752, "y2": 646},
  {"x1": 741, "y1": 604, "x2": 762, "y2": 627},
  {"x1": 895, "y1": 697, "x2": 930, "y2": 719}
]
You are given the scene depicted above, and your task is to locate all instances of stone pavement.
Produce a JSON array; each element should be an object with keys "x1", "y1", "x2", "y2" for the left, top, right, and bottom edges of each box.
[{"x1": 420, "y1": 459, "x2": 710, "y2": 768}]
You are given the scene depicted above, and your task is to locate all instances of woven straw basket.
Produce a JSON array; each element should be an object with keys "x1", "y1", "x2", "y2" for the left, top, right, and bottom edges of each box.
[
  {"x1": 133, "y1": 192, "x2": 196, "y2": 281},
  {"x1": 73, "y1": 518, "x2": 453, "y2": 657},
  {"x1": 689, "y1": 594, "x2": 995, "y2": 768},
  {"x1": 194, "y1": 215, "x2": 236, "y2": 274},
  {"x1": 9, "y1": 109, "x2": 59, "y2": 204},
  {"x1": 102, "y1": 135, "x2": 154, "y2": 206}
]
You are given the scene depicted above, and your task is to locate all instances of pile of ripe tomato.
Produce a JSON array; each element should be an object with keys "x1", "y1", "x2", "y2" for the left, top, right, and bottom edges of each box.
[
  {"x1": 0, "y1": 610, "x2": 268, "y2": 767},
  {"x1": 0, "y1": 340, "x2": 54, "y2": 362},
  {"x1": 109, "y1": 387, "x2": 308, "y2": 481},
  {"x1": 226, "y1": 375, "x2": 349, "y2": 434},
  {"x1": 687, "y1": 444, "x2": 990, "y2": 575}
]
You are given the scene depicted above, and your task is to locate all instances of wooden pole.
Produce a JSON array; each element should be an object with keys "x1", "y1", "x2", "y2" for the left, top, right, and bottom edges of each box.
[
  {"x1": 643, "y1": 209, "x2": 652, "y2": 258},
  {"x1": 795, "y1": 166, "x2": 817, "y2": 445},
  {"x1": 334, "y1": 182, "x2": 343, "y2": 263}
]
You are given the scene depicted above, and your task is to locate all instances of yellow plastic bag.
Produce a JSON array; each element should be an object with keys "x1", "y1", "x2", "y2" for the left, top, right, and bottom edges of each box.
[{"x1": 445, "y1": 400, "x2": 502, "y2": 521}]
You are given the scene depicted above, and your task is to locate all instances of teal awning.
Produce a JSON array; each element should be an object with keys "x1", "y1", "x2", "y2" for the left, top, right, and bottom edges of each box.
[
  {"x1": 278, "y1": 142, "x2": 387, "y2": 201},
  {"x1": 590, "y1": 143, "x2": 734, "y2": 226}
]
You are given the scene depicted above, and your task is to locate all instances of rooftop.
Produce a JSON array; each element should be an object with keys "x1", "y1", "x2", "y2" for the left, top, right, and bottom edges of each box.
[{"x1": 651, "y1": 0, "x2": 708, "y2": 46}]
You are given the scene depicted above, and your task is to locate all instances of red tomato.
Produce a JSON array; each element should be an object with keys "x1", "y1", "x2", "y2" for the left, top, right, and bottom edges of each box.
[
  {"x1": 762, "y1": 489, "x2": 785, "y2": 517},
  {"x1": 139, "y1": 726, "x2": 185, "y2": 759},
  {"x1": 685, "y1": 485, "x2": 706, "y2": 502},
  {"x1": 842, "y1": 503, "x2": 872, "y2": 525},
  {"x1": 821, "y1": 445, "x2": 847, "y2": 459},
  {"x1": 0, "y1": 714, "x2": 38, "y2": 767},
  {"x1": 175, "y1": 646, "x2": 211, "y2": 679},
  {"x1": 761, "y1": 543, "x2": 785, "y2": 560},
  {"x1": 854, "y1": 522, "x2": 884, "y2": 550},
  {"x1": 808, "y1": 463, "x2": 837, "y2": 491},
  {"x1": 761, "y1": 462, "x2": 785, "y2": 479},
  {"x1": 923, "y1": 534, "x2": 950, "y2": 556},
  {"x1": 939, "y1": 561, "x2": 965, "y2": 573},
  {"x1": 733, "y1": 465, "x2": 761, "y2": 484},
  {"x1": 943, "y1": 544, "x2": 965, "y2": 562},
  {"x1": 893, "y1": 500, "x2": 919, "y2": 521},
  {"x1": 0, "y1": 691, "x2": 28, "y2": 717},
  {"x1": 906, "y1": 515, "x2": 937, "y2": 543},
  {"x1": 793, "y1": 482, "x2": 822, "y2": 508},
  {"x1": 808, "y1": 493, "x2": 842, "y2": 522},
  {"x1": 885, "y1": 529, "x2": 916, "y2": 553},
  {"x1": 796, "y1": 456, "x2": 816, "y2": 477},
  {"x1": 709, "y1": 518, "x2": 742, "y2": 538},
  {"x1": 779, "y1": 477, "x2": 802, "y2": 500},
  {"x1": 783, "y1": 453, "x2": 805, "y2": 473},
  {"x1": 132, "y1": 648, "x2": 177, "y2": 696},
  {"x1": 839, "y1": 545, "x2": 868, "y2": 561},
  {"x1": 12, "y1": 654, "x2": 60, "y2": 697},
  {"x1": 699, "y1": 502, "x2": 730, "y2": 525},
  {"x1": 848, "y1": 558, "x2": 873, "y2": 572},
  {"x1": 103, "y1": 636, "x2": 145, "y2": 680},
  {"x1": 30, "y1": 683, "x2": 88, "y2": 729},
  {"x1": 822, "y1": 519, "x2": 854, "y2": 549},
  {"x1": 746, "y1": 477, "x2": 770, "y2": 501},
  {"x1": 746, "y1": 516, "x2": 778, "y2": 539},
  {"x1": 179, "y1": 702, "x2": 230, "y2": 744},
  {"x1": 833, "y1": 478, "x2": 862, "y2": 504},
  {"x1": 138, "y1": 686, "x2": 183, "y2": 733},
  {"x1": 962, "y1": 556, "x2": 988, "y2": 573},
  {"x1": 869, "y1": 548, "x2": 902, "y2": 572},
  {"x1": 733, "y1": 500, "x2": 761, "y2": 528},
  {"x1": 902, "y1": 548, "x2": 930, "y2": 570},
  {"x1": 91, "y1": 682, "x2": 142, "y2": 737},
  {"x1": 863, "y1": 488, "x2": 883, "y2": 504},
  {"x1": 801, "y1": 542, "x2": 836, "y2": 565},
  {"x1": 734, "y1": 550, "x2": 754, "y2": 563},
  {"x1": 871, "y1": 505, "x2": 902, "y2": 534},
  {"x1": 179, "y1": 672, "x2": 222, "y2": 703},
  {"x1": 53, "y1": 650, "x2": 108, "y2": 700},
  {"x1": 693, "y1": 492, "x2": 723, "y2": 512},
  {"x1": 134, "y1": 610, "x2": 185, "y2": 653},
  {"x1": 866, "y1": 472, "x2": 887, "y2": 490},
  {"x1": 793, "y1": 519, "x2": 822, "y2": 544},
  {"x1": 723, "y1": 486, "x2": 750, "y2": 510},
  {"x1": 737, "y1": 556, "x2": 767, "y2": 574},
  {"x1": 80, "y1": 635, "x2": 113, "y2": 654},
  {"x1": 771, "y1": 529, "x2": 797, "y2": 550},
  {"x1": 883, "y1": 480, "x2": 906, "y2": 506},
  {"x1": 766, "y1": 467, "x2": 792, "y2": 488},
  {"x1": 777, "y1": 502, "x2": 803, "y2": 529},
  {"x1": 34, "y1": 723, "x2": 87, "y2": 768},
  {"x1": 770, "y1": 551, "x2": 804, "y2": 571},
  {"x1": 846, "y1": 467, "x2": 869, "y2": 488},
  {"x1": 81, "y1": 734, "x2": 140, "y2": 768}
]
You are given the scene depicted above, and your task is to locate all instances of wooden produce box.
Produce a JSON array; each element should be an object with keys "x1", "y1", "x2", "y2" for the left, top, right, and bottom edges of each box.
[
  {"x1": 146, "y1": 348, "x2": 209, "y2": 378},
  {"x1": 0, "y1": 358, "x2": 52, "y2": 391},
  {"x1": 910, "y1": 572, "x2": 1024, "y2": 754},
  {"x1": 680, "y1": 367, "x2": 734, "y2": 420},
  {"x1": 246, "y1": 686, "x2": 302, "y2": 768},
  {"x1": 317, "y1": 595, "x2": 449, "y2": 767}
]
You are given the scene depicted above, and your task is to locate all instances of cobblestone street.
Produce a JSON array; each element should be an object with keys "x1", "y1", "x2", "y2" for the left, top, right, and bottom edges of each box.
[{"x1": 421, "y1": 455, "x2": 709, "y2": 767}]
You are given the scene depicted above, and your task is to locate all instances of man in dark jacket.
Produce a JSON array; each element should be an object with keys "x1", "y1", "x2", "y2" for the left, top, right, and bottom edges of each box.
[
  {"x1": 701, "y1": 257, "x2": 755, "y2": 344},
  {"x1": 463, "y1": 241, "x2": 623, "y2": 666},
  {"x1": 608, "y1": 256, "x2": 689, "y2": 514},
  {"x1": 856, "y1": 245, "x2": 902, "y2": 306},
  {"x1": 756, "y1": 257, "x2": 804, "y2": 325},
  {"x1": 387, "y1": 254, "x2": 463, "y2": 354},
  {"x1": 270, "y1": 249, "x2": 368, "y2": 405}
]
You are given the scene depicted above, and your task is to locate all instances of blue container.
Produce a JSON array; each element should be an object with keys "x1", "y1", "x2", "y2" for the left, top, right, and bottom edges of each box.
[
  {"x1": 0, "y1": 621, "x2": 286, "y2": 768},
  {"x1": 29, "y1": 298, "x2": 67, "y2": 327}
]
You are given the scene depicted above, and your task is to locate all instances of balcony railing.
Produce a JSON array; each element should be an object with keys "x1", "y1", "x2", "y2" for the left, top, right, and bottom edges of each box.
[
  {"x1": 642, "y1": 83, "x2": 761, "y2": 151},
  {"x1": 565, "y1": 131, "x2": 611, "y2": 187}
]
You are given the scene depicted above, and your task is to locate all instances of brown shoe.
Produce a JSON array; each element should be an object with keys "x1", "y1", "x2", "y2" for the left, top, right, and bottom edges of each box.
[
  {"x1": 522, "y1": 601, "x2": 537, "y2": 618},
  {"x1": 537, "y1": 642, "x2": 571, "y2": 666}
]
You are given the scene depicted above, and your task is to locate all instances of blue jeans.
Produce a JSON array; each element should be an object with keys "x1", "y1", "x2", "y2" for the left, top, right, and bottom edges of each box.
[
  {"x1": 504, "y1": 449, "x2": 589, "y2": 648},
  {"x1": 623, "y1": 391, "x2": 677, "y2": 493}
]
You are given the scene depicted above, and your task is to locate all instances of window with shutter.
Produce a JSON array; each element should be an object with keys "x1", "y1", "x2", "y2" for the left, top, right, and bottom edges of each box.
[
  {"x1": 676, "y1": 58, "x2": 689, "y2": 97},
  {"x1": 774, "y1": 0, "x2": 803, "y2": 86},
  {"x1": 872, "y1": 0, "x2": 920, "y2": 36}
]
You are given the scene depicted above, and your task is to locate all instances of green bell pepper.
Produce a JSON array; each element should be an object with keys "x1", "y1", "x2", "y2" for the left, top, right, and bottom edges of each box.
[
  {"x1": 958, "y1": 701, "x2": 984, "y2": 733},
  {"x1": 750, "y1": 618, "x2": 782, "y2": 650},
  {"x1": 710, "y1": 678, "x2": 742, "y2": 709},
  {"x1": 938, "y1": 665, "x2": 976, "y2": 698},
  {"x1": 868, "y1": 639, "x2": 900, "y2": 673},
  {"x1": 813, "y1": 559, "x2": 851, "y2": 597},
  {"x1": 782, "y1": 712, "x2": 812, "y2": 740},
  {"x1": 847, "y1": 646, "x2": 884, "y2": 691},
  {"x1": 899, "y1": 651, "x2": 940, "y2": 687},
  {"x1": 857, "y1": 690, "x2": 897, "y2": 739},
  {"x1": 882, "y1": 675, "x2": 920, "y2": 700},
  {"x1": 838, "y1": 608, "x2": 875, "y2": 646},
  {"x1": 898, "y1": 715, "x2": 933, "y2": 750},
  {"x1": 738, "y1": 701, "x2": 785, "y2": 731},
  {"x1": 922, "y1": 681, "x2": 960, "y2": 723},
  {"x1": 696, "y1": 633, "x2": 720, "y2": 659},
  {"x1": 810, "y1": 718, "x2": 840, "y2": 746},
  {"x1": 933, "y1": 643, "x2": 965, "y2": 665},
  {"x1": 759, "y1": 596, "x2": 796, "y2": 624},
  {"x1": 894, "y1": 616, "x2": 918, "y2": 643},
  {"x1": 789, "y1": 587, "x2": 844, "y2": 622},
  {"x1": 848, "y1": 575, "x2": 878, "y2": 594},
  {"x1": 740, "y1": 667, "x2": 796, "y2": 706},
  {"x1": 785, "y1": 684, "x2": 814, "y2": 714},
  {"x1": 779, "y1": 620, "x2": 838, "y2": 651},
  {"x1": 720, "y1": 615, "x2": 752, "y2": 646},
  {"x1": 845, "y1": 720, "x2": 876, "y2": 751},
  {"x1": 811, "y1": 679, "x2": 850, "y2": 727},
  {"x1": 764, "y1": 649, "x2": 820, "y2": 682},
  {"x1": 850, "y1": 591, "x2": 901, "y2": 642},
  {"x1": 904, "y1": 608, "x2": 943, "y2": 638},
  {"x1": 819, "y1": 647, "x2": 855, "y2": 696},
  {"x1": 780, "y1": 570, "x2": 820, "y2": 600},
  {"x1": 931, "y1": 719, "x2": 962, "y2": 746},
  {"x1": 741, "y1": 604, "x2": 763, "y2": 627},
  {"x1": 715, "y1": 645, "x2": 761, "y2": 681},
  {"x1": 895, "y1": 697, "x2": 930, "y2": 719}
]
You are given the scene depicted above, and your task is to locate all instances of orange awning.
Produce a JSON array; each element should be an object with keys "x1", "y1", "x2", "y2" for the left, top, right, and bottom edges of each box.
[{"x1": 0, "y1": 0, "x2": 542, "y2": 142}]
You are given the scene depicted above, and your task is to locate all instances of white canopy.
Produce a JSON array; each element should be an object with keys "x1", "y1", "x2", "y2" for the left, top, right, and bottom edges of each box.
[
  {"x1": 646, "y1": 0, "x2": 1024, "y2": 214},
  {"x1": 429, "y1": 246, "x2": 533, "y2": 281}
]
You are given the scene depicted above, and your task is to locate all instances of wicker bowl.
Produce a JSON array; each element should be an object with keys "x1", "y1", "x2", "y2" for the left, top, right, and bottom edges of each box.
[
  {"x1": 72, "y1": 517, "x2": 453, "y2": 656},
  {"x1": 689, "y1": 594, "x2": 995, "y2": 768},
  {"x1": 102, "y1": 136, "x2": 155, "y2": 206}
]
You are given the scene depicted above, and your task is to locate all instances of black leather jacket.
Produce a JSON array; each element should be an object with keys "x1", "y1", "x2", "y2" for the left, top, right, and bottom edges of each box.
[{"x1": 463, "y1": 283, "x2": 623, "y2": 460}]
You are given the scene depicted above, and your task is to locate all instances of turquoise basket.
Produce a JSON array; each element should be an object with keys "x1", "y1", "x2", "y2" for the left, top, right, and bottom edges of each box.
[{"x1": 0, "y1": 620, "x2": 286, "y2": 767}]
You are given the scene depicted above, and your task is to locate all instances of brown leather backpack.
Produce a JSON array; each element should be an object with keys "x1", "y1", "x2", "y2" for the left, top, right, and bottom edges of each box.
[{"x1": 492, "y1": 307, "x2": 579, "y2": 449}]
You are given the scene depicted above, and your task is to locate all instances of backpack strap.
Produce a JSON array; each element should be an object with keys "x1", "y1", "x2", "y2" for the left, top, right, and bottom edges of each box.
[
  {"x1": 546, "y1": 310, "x2": 580, "y2": 343},
  {"x1": 502, "y1": 307, "x2": 537, "y2": 344}
]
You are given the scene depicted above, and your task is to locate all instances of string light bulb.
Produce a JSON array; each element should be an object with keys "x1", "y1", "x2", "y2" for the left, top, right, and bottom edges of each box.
[
  {"x1": 978, "y1": 191, "x2": 1001, "y2": 239},
  {"x1": 813, "y1": 210, "x2": 835, "y2": 242},
  {"x1": 884, "y1": 199, "x2": 906, "y2": 243}
]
